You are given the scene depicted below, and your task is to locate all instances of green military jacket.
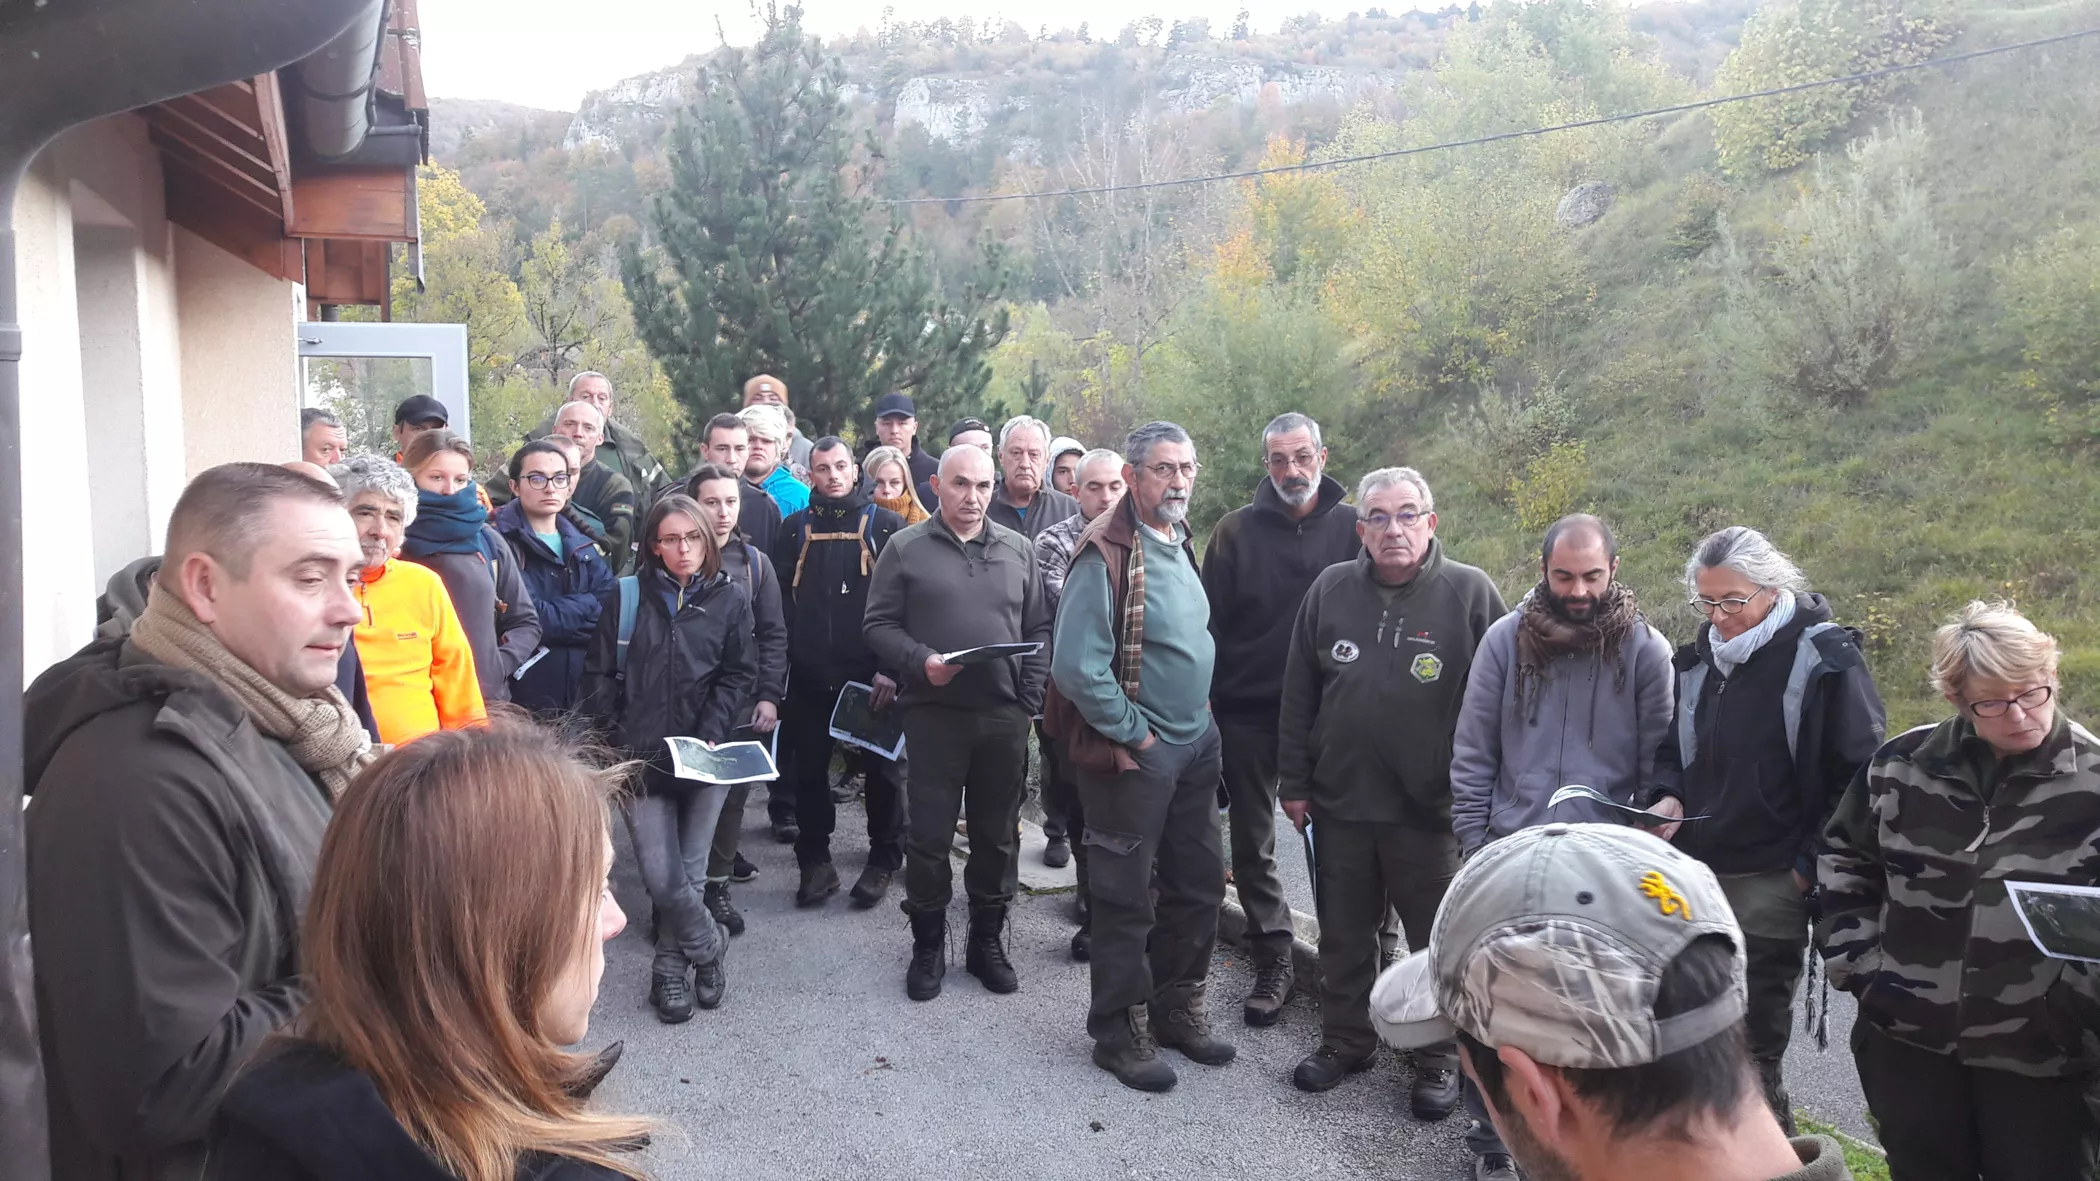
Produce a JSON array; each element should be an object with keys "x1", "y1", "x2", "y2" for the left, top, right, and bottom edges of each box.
[{"x1": 1819, "y1": 713, "x2": 2100, "y2": 1077}]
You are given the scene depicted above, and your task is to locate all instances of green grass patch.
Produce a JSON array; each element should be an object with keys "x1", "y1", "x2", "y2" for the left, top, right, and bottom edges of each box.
[{"x1": 1796, "y1": 1113, "x2": 1890, "y2": 1181}]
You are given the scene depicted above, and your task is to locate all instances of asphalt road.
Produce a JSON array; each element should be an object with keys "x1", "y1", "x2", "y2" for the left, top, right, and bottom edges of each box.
[{"x1": 587, "y1": 787, "x2": 1876, "y2": 1181}]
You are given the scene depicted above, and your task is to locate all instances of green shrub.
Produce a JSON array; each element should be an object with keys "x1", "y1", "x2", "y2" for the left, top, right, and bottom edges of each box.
[
  {"x1": 1512, "y1": 439, "x2": 1590, "y2": 532},
  {"x1": 1711, "y1": 0, "x2": 1954, "y2": 177},
  {"x1": 1719, "y1": 114, "x2": 1955, "y2": 407},
  {"x1": 1447, "y1": 380, "x2": 1577, "y2": 506},
  {"x1": 2000, "y1": 220, "x2": 2100, "y2": 447}
]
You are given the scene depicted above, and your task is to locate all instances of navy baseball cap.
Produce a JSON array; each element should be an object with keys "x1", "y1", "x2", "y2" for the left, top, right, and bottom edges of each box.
[
  {"x1": 875, "y1": 393, "x2": 917, "y2": 419},
  {"x1": 392, "y1": 394, "x2": 449, "y2": 427},
  {"x1": 948, "y1": 417, "x2": 991, "y2": 441}
]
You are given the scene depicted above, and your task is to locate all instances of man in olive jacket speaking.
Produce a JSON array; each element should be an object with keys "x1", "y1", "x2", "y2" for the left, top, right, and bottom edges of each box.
[{"x1": 1276, "y1": 468, "x2": 1506, "y2": 1140}]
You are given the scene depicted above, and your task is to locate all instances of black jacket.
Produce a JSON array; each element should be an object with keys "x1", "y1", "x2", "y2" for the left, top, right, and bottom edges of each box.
[
  {"x1": 492, "y1": 501, "x2": 616, "y2": 714},
  {"x1": 1201, "y1": 474, "x2": 1362, "y2": 716},
  {"x1": 1277, "y1": 543, "x2": 1507, "y2": 828},
  {"x1": 676, "y1": 470, "x2": 783, "y2": 557},
  {"x1": 773, "y1": 488, "x2": 905, "y2": 690},
  {"x1": 580, "y1": 568, "x2": 756, "y2": 785},
  {"x1": 719, "y1": 536, "x2": 788, "y2": 712},
  {"x1": 208, "y1": 1040, "x2": 629, "y2": 1181},
  {"x1": 987, "y1": 480, "x2": 1079, "y2": 541},
  {"x1": 25, "y1": 639, "x2": 332, "y2": 1181},
  {"x1": 1653, "y1": 592, "x2": 1887, "y2": 876}
]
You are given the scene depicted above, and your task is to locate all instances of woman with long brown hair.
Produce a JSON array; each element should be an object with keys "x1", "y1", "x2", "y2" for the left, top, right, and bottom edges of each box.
[
  {"x1": 207, "y1": 719, "x2": 649, "y2": 1181},
  {"x1": 581, "y1": 493, "x2": 757, "y2": 1022}
]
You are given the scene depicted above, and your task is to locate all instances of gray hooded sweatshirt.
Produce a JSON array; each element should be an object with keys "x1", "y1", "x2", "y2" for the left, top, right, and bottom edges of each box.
[{"x1": 1449, "y1": 595, "x2": 1675, "y2": 854}]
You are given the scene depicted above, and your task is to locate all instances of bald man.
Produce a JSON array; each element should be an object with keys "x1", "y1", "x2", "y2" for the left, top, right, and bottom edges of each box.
[
  {"x1": 864, "y1": 444, "x2": 1053, "y2": 1002},
  {"x1": 552, "y1": 399, "x2": 637, "y2": 575}
]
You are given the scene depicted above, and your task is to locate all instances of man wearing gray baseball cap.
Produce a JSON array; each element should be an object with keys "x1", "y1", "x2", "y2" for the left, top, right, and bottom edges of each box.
[{"x1": 1372, "y1": 822, "x2": 1852, "y2": 1181}]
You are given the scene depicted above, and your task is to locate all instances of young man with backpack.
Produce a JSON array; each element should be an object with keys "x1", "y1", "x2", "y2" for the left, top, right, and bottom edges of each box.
[{"x1": 772, "y1": 438, "x2": 908, "y2": 909}]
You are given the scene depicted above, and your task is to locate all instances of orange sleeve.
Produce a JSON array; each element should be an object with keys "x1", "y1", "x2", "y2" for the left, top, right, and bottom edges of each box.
[{"x1": 428, "y1": 576, "x2": 487, "y2": 728}]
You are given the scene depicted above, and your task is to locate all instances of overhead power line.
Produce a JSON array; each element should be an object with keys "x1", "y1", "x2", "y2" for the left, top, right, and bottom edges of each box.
[{"x1": 876, "y1": 24, "x2": 2100, "y2": 206}]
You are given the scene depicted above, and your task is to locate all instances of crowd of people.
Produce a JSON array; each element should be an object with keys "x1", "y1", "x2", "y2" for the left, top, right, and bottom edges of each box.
[{"x1": 13, "y1": 370, "x2": 2097, "y2": 1181}]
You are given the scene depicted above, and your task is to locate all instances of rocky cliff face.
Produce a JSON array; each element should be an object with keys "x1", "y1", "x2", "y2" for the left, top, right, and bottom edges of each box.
[{"x1": 551, "y1": 51, "x2": 1406, "y2": 152}]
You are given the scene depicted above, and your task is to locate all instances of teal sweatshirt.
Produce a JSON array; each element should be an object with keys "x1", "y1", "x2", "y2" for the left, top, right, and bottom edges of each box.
[{"x1": 1052, "y1": 523, "x2": 1215, "y2": 746}]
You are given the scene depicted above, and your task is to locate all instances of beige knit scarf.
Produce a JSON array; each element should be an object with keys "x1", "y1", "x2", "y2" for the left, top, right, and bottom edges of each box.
[{"x1": 130, "y1": 584, "x2": 374, "y2": 798}]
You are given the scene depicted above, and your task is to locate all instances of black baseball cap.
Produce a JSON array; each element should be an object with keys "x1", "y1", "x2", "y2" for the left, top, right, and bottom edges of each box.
[
  {"x1": 948, "y1": 416, "x2": 991, "y2": 442},
  {"x1": 875, "y1": 393, "x2": 917, "y2": 419},
  {"x1": 392, "y1": 394, "x2": 449, "y2": 427}
]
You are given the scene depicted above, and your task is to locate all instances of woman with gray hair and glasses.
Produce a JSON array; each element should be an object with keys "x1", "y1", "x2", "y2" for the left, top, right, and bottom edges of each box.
[{"x1": 1646, "y1": 525, "x2": 1886, "y2": 1132}]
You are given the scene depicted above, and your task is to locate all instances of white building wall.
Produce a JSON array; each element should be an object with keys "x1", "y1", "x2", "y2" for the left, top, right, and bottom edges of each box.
[{"x1": 12, "y1": 114, "x2": 300, "y2": 683}]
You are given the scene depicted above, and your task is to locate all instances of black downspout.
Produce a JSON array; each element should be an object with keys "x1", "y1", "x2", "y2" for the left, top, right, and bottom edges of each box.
[{"x1": 0, "y1": 158, "x2": 42, "y2": 1174}]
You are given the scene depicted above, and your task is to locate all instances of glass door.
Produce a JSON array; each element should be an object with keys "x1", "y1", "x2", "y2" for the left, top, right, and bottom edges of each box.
[{"x1": 296, "y1": 321, "x2": 470, "y2": 452}]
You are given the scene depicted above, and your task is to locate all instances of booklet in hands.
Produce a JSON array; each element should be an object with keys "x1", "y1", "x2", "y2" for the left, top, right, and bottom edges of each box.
[
  {"x1": 1547, "y1": 784, "x2": 1706, "y2": 830},
  {"x1": 2008, "y1": 881, "x2": 2100, "y2": 963},
  {"x1": 664, "y1": 736, "x2": 780, "y2": 785},
  {"x1": 829, "y1": 681, "x2": 906, "y2": 761},
  {"x1": 938, "y1": 641, "x2": 1044, "y2": 666}
]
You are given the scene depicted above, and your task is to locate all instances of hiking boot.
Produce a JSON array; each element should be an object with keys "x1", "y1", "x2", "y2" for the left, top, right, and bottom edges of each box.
[
  {"x1": 1243, "y1": 958, "x2": 1294, "y2": 1026},
  {"x1": 796, "y1": 861, "x2": 841, "y2": 908},
  {"x1": 1070, "y1": 927, "x2": 1090, "y2": 962},
  {"x1": 771, "y1": 817, "x2": 799, "y2": 844},
  {"x1": 693, "y1": 952, "x2": 726, "y2": 1010},
  {"x1": 1412, "y1": 1066, "x2": 1461, "y2": 1121},
  {"x1": 1154, "y1": 982, "x2": 1236, "y2": 1066},
  {"x1": 651, "y1": 970, "x2": 694, "y2": 1024},
  {"x1": 1092, "y1": 1004, "x2": 1177, "y2": 1092},
  {"x1": 849, "y1": 865, "x2": 893, "y2": 909},
  {"x1": 906, "y1": 909, "x2": 947, "y2": 1001},
  {"x1": 964, "y1": 904, "x2": 1019, "y2": 994},
  {"x1": 704, "y1": 881, "x2": 746, "y2": 937},
  {"x1": 1292, "y1": 1044, "x2": 1374, "y2": 1092},
  {"x1": 1473, "y1": 1152, "x2": 1519, "y2": 1181},
  {"x1": 730, "y1": 854, "x2": 759, "y2": 883},
  {"x1": 1043, "y1": 835, "x2": 1072, "y2": 868}
]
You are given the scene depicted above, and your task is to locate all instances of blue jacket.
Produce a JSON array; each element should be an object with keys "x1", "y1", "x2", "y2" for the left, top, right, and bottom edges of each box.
[{"x1": 493, "y1": 501, "x2": 615, "y2": 712}]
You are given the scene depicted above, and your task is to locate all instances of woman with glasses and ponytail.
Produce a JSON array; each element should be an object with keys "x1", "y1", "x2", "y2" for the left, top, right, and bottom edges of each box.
[
  {"x1": 496, "y1": 440, "x2": 616, "y2": 713},
  {"x1": 581, "y1": 494, "x2": 756, "y2": 1023},
  {"x1": 1646, "y1": 526, "x2": 1887, "y2": 1133},
  {"x1": 1821, "y1": 601, "x2": 2100, "y2": 1180}
]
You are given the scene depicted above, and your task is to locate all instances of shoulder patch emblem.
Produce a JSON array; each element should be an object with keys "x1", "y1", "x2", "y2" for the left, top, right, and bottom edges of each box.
[
  {"x1": 1332, "y1": 640, "x2": 1360, "y2": 664},
  {"x1": 1411, "y1": 653, "x2": 1443, "y2": 683}
]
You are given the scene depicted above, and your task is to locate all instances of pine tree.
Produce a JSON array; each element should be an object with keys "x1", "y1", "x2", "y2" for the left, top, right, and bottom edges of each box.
[{"x1": 621, "y1": 3, "x2": 1010, "y2": 443}]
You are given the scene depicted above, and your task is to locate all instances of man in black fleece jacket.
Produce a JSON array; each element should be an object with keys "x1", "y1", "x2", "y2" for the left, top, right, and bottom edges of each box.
[
  {"x1": 1198, "y1": 412, "x2": 1360, "y2": 1025},
  {"x1": 1276, "y1": 467, "x2": 1505, "y2": 1130}
]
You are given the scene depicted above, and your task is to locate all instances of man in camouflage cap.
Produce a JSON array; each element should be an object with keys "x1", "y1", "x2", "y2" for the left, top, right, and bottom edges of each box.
[{"x1": 1374, "y1": 822, "x2": 1853, "y2": 1181}]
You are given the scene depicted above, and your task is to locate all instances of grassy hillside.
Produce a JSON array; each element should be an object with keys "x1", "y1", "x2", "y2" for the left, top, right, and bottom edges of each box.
[{"x1": 1413, "y1": 1, "x2": 2100, "y2": 730}]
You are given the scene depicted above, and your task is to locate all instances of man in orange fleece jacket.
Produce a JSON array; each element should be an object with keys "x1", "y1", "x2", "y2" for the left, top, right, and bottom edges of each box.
[{"x1": 332, "y1": 455, "x2": 484, "y2": 744}]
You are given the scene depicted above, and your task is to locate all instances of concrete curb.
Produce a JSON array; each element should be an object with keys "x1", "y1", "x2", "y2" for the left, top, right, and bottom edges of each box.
[{"x1": 1218, "y1": 884, "x2": 1322, "y2": 982}]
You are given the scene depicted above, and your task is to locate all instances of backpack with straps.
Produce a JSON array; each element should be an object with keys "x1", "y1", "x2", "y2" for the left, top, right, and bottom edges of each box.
[
  {"x1": 614, "y1": 575, "x2": 639, "y2": 677},
  {"x1": 792, "y1": 504, "x2": 879, "y2": 590}
]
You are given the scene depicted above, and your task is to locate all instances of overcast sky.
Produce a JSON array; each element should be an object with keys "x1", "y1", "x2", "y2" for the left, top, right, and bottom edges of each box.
[{"x1": 420, "y1": 1, "x2": 1441, "y2": 110}]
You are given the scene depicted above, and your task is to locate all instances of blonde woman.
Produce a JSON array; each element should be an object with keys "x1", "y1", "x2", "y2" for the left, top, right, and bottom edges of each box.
[
  {"x1": 863, "y1": 445, "x2": 929, "y2": 526},
  {"x1": 207, "y1": 720, "x2": 650, "y2": 1181},
  {"x1": 1820, "y1": 600, "x2": 2100, "y2": 1179}
]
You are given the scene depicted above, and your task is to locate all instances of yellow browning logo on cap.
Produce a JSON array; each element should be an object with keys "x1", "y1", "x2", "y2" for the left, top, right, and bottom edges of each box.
[{"x1": 1638, "y1": 870, "x2": 1691, "y2": 921}]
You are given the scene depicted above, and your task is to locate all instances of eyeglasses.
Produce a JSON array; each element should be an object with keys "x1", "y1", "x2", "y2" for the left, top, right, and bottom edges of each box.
[
  {"x1": 520, "y1": 471, "x2": 572, "y2": 490},
  {"x1": 1265, "y1": 451, "x2": 1319, "y2": 470},
  {"x1": 1966, "y1": 684, "x2": 2054, "y2": 718},
  {"x1": 1363, "y1": 509, "x2": 1428, "y2": 530},
  {"x1": 1143, "y1": 461, "x2": 1202, "y2": 480},
  {"x1": 655, "y1": 531, "x2": 708, "y2": 550},
  {"x1": 1689, "y1": 588, "x2": 1769, "y2": 616}
]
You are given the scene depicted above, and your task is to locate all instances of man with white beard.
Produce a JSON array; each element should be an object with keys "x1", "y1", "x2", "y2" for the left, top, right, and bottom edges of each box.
[
  {"x1": 1050, "y1": 422, "x2": 1228, "y2": 1092},
  {"x1": 1198, "y1": 412, "x2": 1361, "y2": 1026}
]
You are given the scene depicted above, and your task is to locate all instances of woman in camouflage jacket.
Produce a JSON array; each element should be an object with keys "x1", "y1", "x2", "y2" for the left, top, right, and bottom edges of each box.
[{"x1": 1819, "y1": 600, "x2": 2100, "y2": 1180}]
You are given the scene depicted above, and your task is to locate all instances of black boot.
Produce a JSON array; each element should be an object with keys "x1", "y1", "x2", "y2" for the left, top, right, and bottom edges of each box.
[
  {"x1": 651, "y1": 970, "x2": 694, "y2": 1024},
  {"x1": 1093, "y1": 1004, "x2": 1177, "y2": 1092},
  {"x1": 964, "y1": 904, "x2": 1019, "y2": 994},
  {"x1": 1070, "y1": 927, "x2": 1090, "y2": 961},
  {"x1": 1154, "y1": 981, "x2": 1236, "y2": 1065},
  {"x1": 797, "y1": 861, "x2": 841, "y2": 907},
  {"x1": 906, "y1": 909, "x2": 946, "y2": 1002},
  {"x1": 849, "y1": 864, "x2": 894, "y2": 908},
  {"x1": 704, "y1": 881, "x2": 745, "y2": 936},
  {"x1": 694, "y1": 949, "x2": 726, "y2": 1011}
]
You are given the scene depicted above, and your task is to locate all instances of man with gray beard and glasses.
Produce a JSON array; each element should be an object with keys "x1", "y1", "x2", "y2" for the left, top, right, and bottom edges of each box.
[{"x1": 1050, "y1": 422, "x2": 1228, "y2": 1092}]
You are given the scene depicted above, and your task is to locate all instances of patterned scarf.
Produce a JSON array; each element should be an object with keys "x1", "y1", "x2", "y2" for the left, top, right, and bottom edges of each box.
[
  {"x1": 1514, "y1": 580, "x2": 1640, "y2": 719},
  {"x1": 129, "y1": 584, "x2": 375, "y2": 798},
  {"x1": 1117, "y1": 526, "x2": 1147, "y2": 698}
]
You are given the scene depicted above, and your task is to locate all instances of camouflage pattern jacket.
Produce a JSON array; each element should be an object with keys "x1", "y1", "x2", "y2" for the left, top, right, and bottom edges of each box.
[{"x1": 1819, "y1": 714, "x2": 2100, "y2": 1077}]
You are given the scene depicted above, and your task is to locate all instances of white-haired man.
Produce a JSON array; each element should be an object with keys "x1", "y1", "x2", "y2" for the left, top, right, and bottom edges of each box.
[{"x1": 989, "y1": 415, "x2": 1078, "y2": 542}]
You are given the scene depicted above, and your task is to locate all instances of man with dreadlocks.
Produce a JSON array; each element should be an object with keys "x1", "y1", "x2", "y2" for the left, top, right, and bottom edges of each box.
[{"x1": 1445, "y1": 512, "x2": 1675, "y2": 1181}]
